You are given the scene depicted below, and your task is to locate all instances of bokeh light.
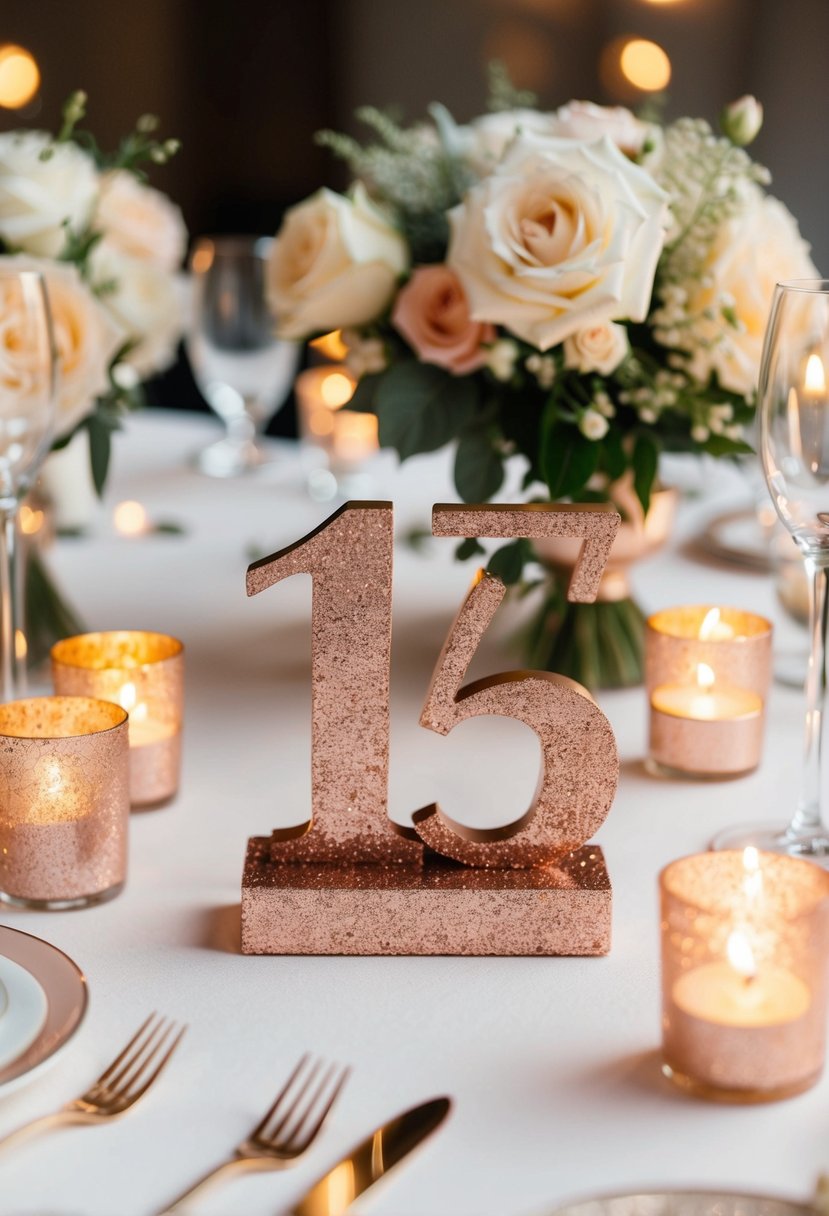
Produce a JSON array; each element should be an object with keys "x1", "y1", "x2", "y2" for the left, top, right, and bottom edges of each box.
[
  {"x1": 0, "y1": 45, "x2": 40, "y2": 109},
  {"x1": 620, "y1": 38, "x2": 672, "y2": 91}
]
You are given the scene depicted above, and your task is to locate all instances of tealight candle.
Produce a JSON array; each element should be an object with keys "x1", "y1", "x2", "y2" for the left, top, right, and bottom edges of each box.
[
  {"x1": 295, "y1": 365, "x2": 379, "y2": 492},
  {"x1": 645, "y1": 605, "x2": 772, "y2": 777},
  {"x1": 51, "y1": 631, "x2": 184, "y2": 808},
  {"x1": 0, "y1": 696, "x2": 130, "y2": 909},
  {"x1": 660, "y1": 849, "x2": 829, "y2": 1102}
]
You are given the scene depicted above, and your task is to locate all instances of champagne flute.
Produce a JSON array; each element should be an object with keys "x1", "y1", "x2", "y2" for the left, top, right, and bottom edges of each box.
[
  {"x1": 0, "y1": 270, "x2": 55, "y2": 701},
  {"x1": 713, "y1": 279, "x2": 829, "y2": 859},
  {"x1": 187, "y1": 235, "x2": 299, "y2": 477}
]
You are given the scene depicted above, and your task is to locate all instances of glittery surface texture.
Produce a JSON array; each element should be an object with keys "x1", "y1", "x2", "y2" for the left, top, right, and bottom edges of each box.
[
  {"x1": 415, "y1": 572, "x2": 618, "y2": 867},
  {"x1": 247, "y1": 503, "x2": 422, "y2": 867},
  {"x1": 645, "y1": 607, "x2": 773, "y2": 696},
  {"x1": 432, "y1": 503, "x2": 620, "y2": 603},
  {"x1": 241, "y1": 836, "x2": 611, "y2": 955},
  {"x1": 649, "y1": 710, "x2": 764, "y2": 776},
  {"x1": 661, "y1": 852, "x2": 829, "y2": 1097},
  {"x1": 51, "y1": 631, "x2": 184, "y2": 807},
  {"x1": 0, "y1": 697, "x2": 130, "y2": 903}
]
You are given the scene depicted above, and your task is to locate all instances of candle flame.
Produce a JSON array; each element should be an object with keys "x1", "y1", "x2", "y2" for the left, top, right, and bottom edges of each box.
[
  {"x1": 118, "y1": 682, "x2": 137, "y2": 712},
  {"x1": 696, "y1": 662, "x2": 715, "y2": 691},
  {"x1": 699, "y1": 608, "x2": 722, "y2": 640},
  {"x1": 41, "y1": 757, "x2": 64, "y2": 797},
  {"x1": 805, "y1": 353, "x2": 826, "y2": 394},
  {"x1": 742, "y1": 844, "x2": 763, "y2": 902},
  {"x1": 310, "y1": 330, "x2": 349, "y2": 361},
  {"x1": 726, "y1": 930, "x2": 756, "y2": 979},
  {"x1": 320, "y1": 372, "x2": 354, "y2": 409},
  {"x1": 14, "y1": 629, "x2": 26, "y2": 660}
]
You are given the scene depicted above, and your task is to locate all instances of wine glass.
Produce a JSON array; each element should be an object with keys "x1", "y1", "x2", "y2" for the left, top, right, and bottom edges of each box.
[
  {"x1": 0, "y1": 270, "x2": 55, "y2": 701},
  {"x1": 713, "y1": 279, "x2": 829, "y2": 859},
  {"x1": 187, "y1": 235, "x2": 299, "y2": 477}
]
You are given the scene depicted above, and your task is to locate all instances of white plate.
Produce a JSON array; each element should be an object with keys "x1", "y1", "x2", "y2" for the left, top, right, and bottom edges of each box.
[
  {"x1": 0, "y1": 955, "x2": 48, "y2": 1072},
  {"x1": 0, "y1": 926, "x2": 87, "y2": 1095}
]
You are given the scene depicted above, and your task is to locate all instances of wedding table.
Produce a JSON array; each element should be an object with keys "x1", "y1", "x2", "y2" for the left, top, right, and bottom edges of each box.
[{"x1": 0, "y1": 409, "x2": 820, "y2": 1216}]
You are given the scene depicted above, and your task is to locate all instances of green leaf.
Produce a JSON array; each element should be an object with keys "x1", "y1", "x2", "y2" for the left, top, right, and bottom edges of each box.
[
  {"x1": 540, "y1": 419, "x2": 600, "y2": 500},
  {"x1": 347, "y1": 371, "x2": 384, "y2": 413},
  {"x1": 375, "y1": 362, "x2": 476, "y2": 461},
  {"x1": 455, "y1": 537, "x2": 486, "y2": 562},
  {"x1": 703, "y1": 434, "x2": 753, "y2": 458},
  {"x1": 86, "y1": 415, "x2": 112, "y2": 497},
  {"x1": 601, "y1": 426, "x2": 627, "y2": 482},
  {"x1": 487, "y1": 539, "x2": 530, "y2": 586},
  {"x1": 632, "y1": 432, "x2": 659, "y2": 515},
  {"x1": 453, "y1": 430, "x2": 504, "y2": 503}
]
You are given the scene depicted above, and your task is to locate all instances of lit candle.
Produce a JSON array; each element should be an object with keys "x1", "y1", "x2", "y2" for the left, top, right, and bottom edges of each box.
[
  {"x1": 294, "y1": 365, "x2": 379, "y2": 488},
  {"x1": 645, "y1": 605, "x2": 772, "y2": 777},
  {"x1": 661, "y1": 849, "x2": 829, "y2": 1102},
  {"x1": 51, "y1": 632, "x2": 184, "y2": 809}
]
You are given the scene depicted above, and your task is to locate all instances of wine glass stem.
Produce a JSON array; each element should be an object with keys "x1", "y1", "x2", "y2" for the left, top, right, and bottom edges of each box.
[
  {"x1": 0, "y1": 505, "x2": 24, "y2": 703},
  {"x1": 793, "y1": 552, "x2": 829, "y2": 835},
  {"x1": 227, "y1": 409, "x2": 257, "y2": 446}
]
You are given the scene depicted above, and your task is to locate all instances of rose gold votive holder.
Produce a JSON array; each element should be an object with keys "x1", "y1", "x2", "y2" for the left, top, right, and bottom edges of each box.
[
  {"x1": 0, "y1": 696, "x2": 129, "y2": 910},
  {"x1": 51, "y1": 631, "x2": 184, "y2": 808},
  {"x1": 645, "y1": 605, "x2": 772, "y2": 778},
  {"x1": 660, "y1": 850, "x2": 829, "y2": 1103}
]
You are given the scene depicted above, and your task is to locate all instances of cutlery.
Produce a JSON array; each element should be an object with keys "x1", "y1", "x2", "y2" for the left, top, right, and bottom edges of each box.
[
  {"x1": 0, "y1": 1011, "x2": 186, "y2": 1152},
  {"x1": 289, "y1": 1095, "x2": 451, "y2": 1216},
  {"x1": 158, "y1": 1053, "x2": 349, "y2": 1213}
]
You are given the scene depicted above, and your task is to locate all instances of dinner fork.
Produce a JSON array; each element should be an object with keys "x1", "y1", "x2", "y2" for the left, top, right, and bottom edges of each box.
[
  {"x1": 157, "y1": 1053, "x2": 350, "y2": 1213},
  {"x1": 0, "y1": 1012, "x2": 186, "y2": 1152}
]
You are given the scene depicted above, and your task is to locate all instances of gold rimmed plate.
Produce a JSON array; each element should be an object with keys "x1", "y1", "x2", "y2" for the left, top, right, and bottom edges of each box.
[{"x1": 0, "y1": 925, "x2": 87, "y2": 1095}]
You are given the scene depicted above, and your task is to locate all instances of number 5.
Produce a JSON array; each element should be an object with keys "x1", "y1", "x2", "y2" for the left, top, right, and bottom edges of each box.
[{"x1": 412, "y1": 505, "x2": 620, "y2": 869}]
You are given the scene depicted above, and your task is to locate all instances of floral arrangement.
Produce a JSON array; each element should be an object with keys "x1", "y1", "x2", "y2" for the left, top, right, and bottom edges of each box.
[
  {"x1": 268, "y1": 71, "x2": 816, "y2": 686},
  {"x1": 0, "y1": 92, "x2": 185, "y2": 659}
]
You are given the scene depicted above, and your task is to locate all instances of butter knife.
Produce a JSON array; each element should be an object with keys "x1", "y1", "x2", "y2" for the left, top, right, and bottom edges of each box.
[{"x1": 288, "y1": 1095, "x2": 451, "y2": 1216}]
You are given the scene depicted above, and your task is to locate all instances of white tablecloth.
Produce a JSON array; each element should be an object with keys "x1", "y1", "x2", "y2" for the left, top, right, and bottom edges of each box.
[{"x1": 0, "y1": 410, "x2": 819, "y2": 1216}]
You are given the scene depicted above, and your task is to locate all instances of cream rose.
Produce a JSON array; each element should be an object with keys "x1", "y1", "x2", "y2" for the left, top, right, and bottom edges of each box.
[
  {"x1": 0, "y1": 255, "x2": 122, "y2": 437},
  {"x1": 96, "y1": 170, "x2": 187, "y2": 272},
  {"x1": 91, "y1": 245, "x2": 183, "y2": 377},
  {"x1": 392, "y1": 265, "x2": 495, "y2": 374},
  {"x1": 464, "y1": 109, "x2": 560, "y2": 174},
  {"x1": 448, "y1": 134, "x2": 668, "y2": 351},
  {"x1": 267, "y1": 184, "x2": 408, "y2": 340},
  {"x1": 549, "y1": 101, "x2": 649, "y2": 158},
  {"x1": 564, "y1": 321, "x2": 629, "y2": 375},
  {"x1": 0, "y1": 132, "x2": 98, "y2": 258},
  {"x1": 676, "y1": 189, "x2": 818, "y2": 395}
]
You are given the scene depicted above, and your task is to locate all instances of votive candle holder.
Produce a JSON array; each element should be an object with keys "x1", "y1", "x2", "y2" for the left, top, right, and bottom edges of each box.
[
  {"x1": 660, "y1": 849, "x2": 829, "y2": 1103},
  {"x1": 645, "y1": 605, "x2": 772, "y2": 777},
  {"x1": 0, "y1": 696, "x2": 129, "y2": 909},
  {"x1": 52, "y1": 631, "x2": 184, "y2": 808}
]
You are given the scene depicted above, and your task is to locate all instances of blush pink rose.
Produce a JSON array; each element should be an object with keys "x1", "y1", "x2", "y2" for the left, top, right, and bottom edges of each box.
[{"x1": 392, "y1": 265, "x2": 495, "y2": 374}]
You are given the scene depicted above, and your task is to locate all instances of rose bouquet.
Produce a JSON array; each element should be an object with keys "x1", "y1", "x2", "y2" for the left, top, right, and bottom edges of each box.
[
  {"x1": 268, "y1": 70, "x2": 817, "y2": 687},
  {"x1": 0, "y1": 92, "x2": 185, "y2": 660}
]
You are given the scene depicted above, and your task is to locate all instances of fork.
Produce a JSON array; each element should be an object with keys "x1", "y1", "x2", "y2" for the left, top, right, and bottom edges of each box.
[
  {"x1": 0, "y1": 1012, "x2": 186, "y2": 1152},
  {"x1": 157, "y1": 1053, "x2": 350, "y2": 1213}
]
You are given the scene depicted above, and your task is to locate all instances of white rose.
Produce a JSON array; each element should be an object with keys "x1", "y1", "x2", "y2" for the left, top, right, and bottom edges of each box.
[
  {"x1": 720, "y1": 96, "x2": 763, "y2": 147},
  {"x1": 579, "y1": 408, "x2": 609, "y2": 441},
  {"x1": 677, "y1": 189, "x2": 818, "y2": 395},
  {"x1": 463, "y1": 109, "x2": 561, "y2": 175},
  {"x1": 549, "y1": 101, "x2": 650, "y2": 158},
  {"x1": 91, "y1": 244, "x2": 182, "y2": 377},
  {"x1": 95, "y1": 170, "x2": 187, "y2": 272},
  {"x1": 0, "y1": 254, "x2": 122, "y2": 437},
  {"x1": 0, "y1": 132, "x2": 98, "y2": 258},
  {"x1": 267, "y1": 184, "x2": 408, "y2": 340},
  {"x1": 449, "y1": 134, "x2": 668, "y2": 351},
  {"x1": 564, "y1": 321, "x2": 629, "y2": 375}
]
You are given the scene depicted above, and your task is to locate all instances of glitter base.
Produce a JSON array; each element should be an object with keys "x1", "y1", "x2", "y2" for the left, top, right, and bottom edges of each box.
[
  {"x1": 241, "y1": 837, "x2": 611, "y2": 956},
  {"x1": 661, "y1": 1059, "x2": 822, "y2": 1104},
  {"x1": 0, "y1": 879, "x2": 125, "y2": 911}
]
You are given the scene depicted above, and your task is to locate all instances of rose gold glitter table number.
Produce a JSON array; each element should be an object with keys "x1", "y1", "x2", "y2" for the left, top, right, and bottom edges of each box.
[{"x1": 242, "y1": 499, "x2": 621, "y2": 957}]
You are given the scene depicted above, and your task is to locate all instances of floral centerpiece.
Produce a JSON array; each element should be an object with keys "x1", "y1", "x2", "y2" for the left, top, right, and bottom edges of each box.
[
  {"x1": 267, "y1": 70, "x2": 817, "y2": 687},
  {"x1": 0, "y1": 92, "x2": 186, "y2": 660}
]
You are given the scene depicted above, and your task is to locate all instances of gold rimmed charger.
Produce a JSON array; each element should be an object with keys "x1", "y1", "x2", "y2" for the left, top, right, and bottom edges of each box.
[{"x1": 0, "y1": 925, "x2": 87, "y2": 1092}]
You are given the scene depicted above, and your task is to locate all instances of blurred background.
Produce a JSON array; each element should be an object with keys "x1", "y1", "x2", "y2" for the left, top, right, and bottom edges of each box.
[{"x1": 1, "y1": 0, "x2": 827, "y2": 432}]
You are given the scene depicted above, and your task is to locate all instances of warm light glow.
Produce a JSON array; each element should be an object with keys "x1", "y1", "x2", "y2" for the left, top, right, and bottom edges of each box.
[
  {"x1": 114, "y1": 500, "x2": 149, "y2": 537},
  {"x1": 696, "y1": 662, "x2": 715, "y2": 691},
  {"x1": 742, "y1": 845, "x2": 763, "y2": 902},
  {"x1": 804, "y1": 353, "x2": 826, "y2": 395},
  {"x1": 310, "y1": 330, "x2": 349, "y2": 361},
  {"x1": 619, "y1": 38, "x2": 672, "y2": 91},
  {"x1": 19, "y1": 504, "x2": 44, "y2": 535},
  {"x1": 14, "y1": 630, "x2": 26, "y2": 661},
  {"x1": 641, "y1": 0, "x2": 685, "y2": 5},
  {"x1": 726, "y1": 930, "x2": 757, "y2": 979},
  {"x1": 0, "y1": 45, "x2": 40, "y2": 109},
  {"x1": 39, "y1": 756, "x2": 64, "y2": 798},
  {"x1": 309, "y1": 408, "x2": 336, "y2": 438},
  {"x1": 320, "y1": 372, "x2": 354, "y2": 409},
  {"x1": 699, "y1": 608, "x2": 721, "y2": 640},
  {"x1": 118, "y1": 682, "x2": 137, "y2": 712}
]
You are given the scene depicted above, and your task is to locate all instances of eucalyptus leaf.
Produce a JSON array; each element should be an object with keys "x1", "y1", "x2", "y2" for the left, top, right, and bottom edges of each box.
[
  {"x1": 86, "y1": 415, "x2": 112, "y2": 497},
  {"x1": 376, "y1": 363, "x2": 476, "y2": 460},
  {"x1": 632, "y1": 432, "x2": 659, "y2": 515},
  {"x1": 487, "y1": 539, "x2": 530, "y2": 586}
]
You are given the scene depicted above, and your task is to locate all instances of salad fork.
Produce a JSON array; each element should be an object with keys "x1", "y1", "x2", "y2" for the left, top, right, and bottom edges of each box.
[
  {"x1": 158, "y1": 1053, "x2": 350, "y2": 1213},
  {"x1": 0, "y1": 1012, "x2": 186, "y2": 1152}
]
